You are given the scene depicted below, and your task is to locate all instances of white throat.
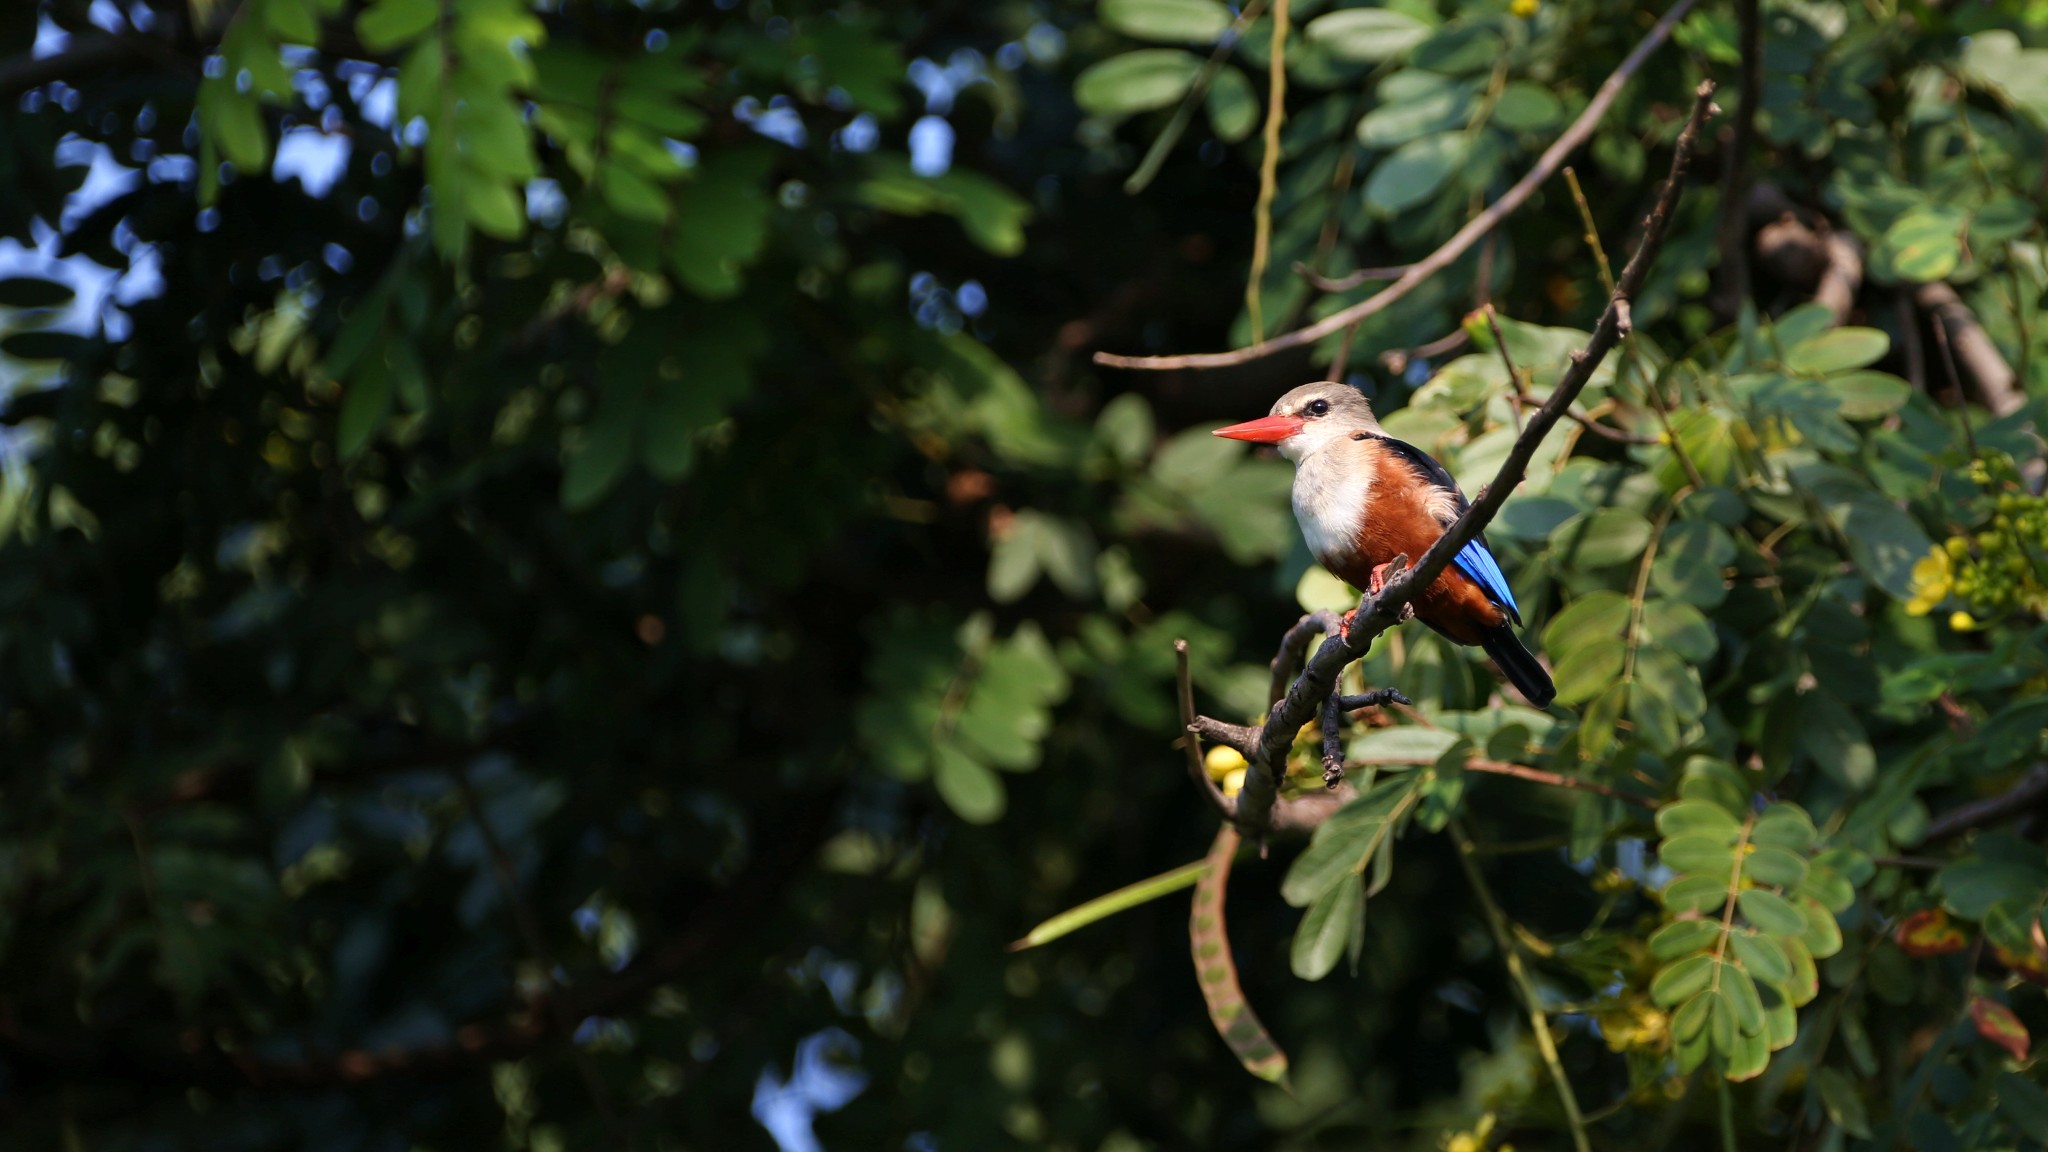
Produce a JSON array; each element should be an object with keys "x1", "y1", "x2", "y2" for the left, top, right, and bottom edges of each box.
[{"x1": 1290, "y1": 436, "x2": 1375, "y2": 565}]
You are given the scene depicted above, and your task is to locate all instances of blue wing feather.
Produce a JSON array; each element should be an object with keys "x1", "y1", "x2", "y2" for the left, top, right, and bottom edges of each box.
[{"x1": 1453, "y1": 539, "x2": 1520, "y2": 623}]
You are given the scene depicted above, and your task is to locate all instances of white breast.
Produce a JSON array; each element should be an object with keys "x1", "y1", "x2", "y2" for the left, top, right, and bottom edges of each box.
[{"x1": 1291, "y1": 443, "x2": 1375, "y2": 566}]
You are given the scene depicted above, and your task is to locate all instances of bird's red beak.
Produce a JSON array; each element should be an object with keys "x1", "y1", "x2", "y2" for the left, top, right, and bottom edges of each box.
[{"x1": 1211, "y1": 414, "x2": 1304, "y2": 443}]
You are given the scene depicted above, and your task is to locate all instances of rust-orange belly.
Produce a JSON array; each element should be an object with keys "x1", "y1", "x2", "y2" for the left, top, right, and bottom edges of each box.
[{"x1": 1325, "y1": 483, "x2": 1506, "y2": 645}]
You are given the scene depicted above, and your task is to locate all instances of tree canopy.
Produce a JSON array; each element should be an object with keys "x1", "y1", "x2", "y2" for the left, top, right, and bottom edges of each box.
[{"x1": 2, "y1": 0, "x2": 2047, "y2": 1149}]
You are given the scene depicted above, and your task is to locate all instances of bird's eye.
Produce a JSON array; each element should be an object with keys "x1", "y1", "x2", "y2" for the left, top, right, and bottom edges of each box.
[{"x1": 1306, "y1": 399, "x2": 1331, "y2": 417}]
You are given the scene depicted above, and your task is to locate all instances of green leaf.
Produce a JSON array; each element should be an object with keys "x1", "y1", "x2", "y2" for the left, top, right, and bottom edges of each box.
[
  {"x1": 1364, "y1": 132, "x2": 1467, "y2": 215},
  {"x1": 1649, "y1": 918, "x2": 1724, "y2": 959},
  {"x1": 1541, "y1": 590, "x2": 1631, "y2": 666},
  {"x1": 1831, "y1": 371, "x2": 1911, "y2": 419},
  {"x1": 1738, "y1": 888, "x2": 1805, "y2": 936},
  {"x1": 1205, "y1": 66, "x2": 1259, "y2": 142},
  {"x1": 1815, "y1": 1067, "x2": 1873, "y2": 1138},
  {"x1": 1074, "y1": 49, "x2": 1206, "y2": 116},
  {"x1": 1639, "y1": 598, "x2": 1716, "y2": 662},
  {"x1": 1347, "y1": 725, "x2": 1461, "y2": 765},
  {"x1": 1650, "y1": 519, "x2": 1734, "y2": 606},
  {"x1": 932, "y1": 742, "x2": 1005, "y2": 823},
  {"x1": 1680, "y1": 758, "x2": 1751, "y2": 817},
  {"x1": 1997, "y1": 1071, "x2": 2048, "y2": 1144},
  {"x1": 1281, "y1": 777, "x2": 1417, "y2": 906},
  {"x1": 336, "y1": 358, "x2": 393, "y2": 460},
  {"x1": 1101, "y1": 0, "x2": 1233, "y2": 44},
  {"x1": 1784, "y1": 327, "x2": 1889, "y2": 375},
  {"x1": 1355, "y1": 77, "x2": 1469, "y2": 148},
  {"x1": 1746, "y1": 846, "x2": 1810, "y2": 888},
  {"x1": 1662, "y1": 833, "x2": 1739, "y2": 876},
  {"x1": 1291, "y1": 875, "x2": 1363, "y2": 980},
  {"x1": 1658, "y1": 799, "x2": 1743, "y2": 840},
  {"x1": 1650, "y1": 953, "x2": 1716, "y2": 1007},
  {"x1": 1750, "y1": 804, "x2": 1818, "y2": 853},
  {"x1": 1663, "y1": 874, "x2": 1729, "y2": 915},
  {"x1": 356, "y1": 0, "x2": 439, "y2": 51},
  {"x1": 1796, "y1": 895, "x2": 1843, "y2": 958},
  {"x1": 1730, "y1": 931, "x2": 1792, "y2": 986},
  {"x1": 1798, "y1": 690, "x2": 1876, "y2": 791},
  {"x1": 1492, "y1": 82, "x2": 1563, "y2": 132},
  {"x1": 1012, "y1": 858, "x2": 1213, "y2": 949},
  {"x1": 562, "y1": 382, "x2": 642, "y2": 510},
  {"x1": 1873, "y1": 206, "x2": 1965, "y2": 283},
  {"x1": 1550, "y1": 508, "x2": 1653, "y2": 570},
  {"x1": 1549, "y1": 637, "x2": 1624, "y2": 707},
  {"x1": 1303, "y1": 8, "x2": 1433, "y2": 62}
]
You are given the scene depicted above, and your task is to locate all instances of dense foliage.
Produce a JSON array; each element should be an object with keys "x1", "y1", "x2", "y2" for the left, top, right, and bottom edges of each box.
[{"x1": 2, "y1": 0, "x2": 2046, "y2": 1149}]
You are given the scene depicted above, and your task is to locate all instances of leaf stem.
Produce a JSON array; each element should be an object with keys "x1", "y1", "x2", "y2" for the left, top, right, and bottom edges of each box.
[{"x1": 1451, "y1": 819, "x2": 1591, "y2": 1152}]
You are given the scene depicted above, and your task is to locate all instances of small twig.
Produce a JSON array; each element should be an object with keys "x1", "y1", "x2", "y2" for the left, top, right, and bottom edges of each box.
[
  {"x1": 1378, "y1": 328, "x2": 1471, "y2": 377},
  {"x1": 1506, "y1": 391, "x2": 1658, "y2": 444},
  {"x1": 1177, "y1": 640, "x2": 1237, "y2": 821},
  {"x1": 1296, "y1": 262, "x2": 1413, "y2": 293},
  {"x1": 1095, "y1": 0, "x2": 1701, "y2": 372},
  {"x1": 1245, "y1": 0, "x2": 1291, "y2": 343},
  {"x1": 1927, "y1": 294, "x2": 1981, "y2": 458},
  {"x1": 1563, "y1": 167, "x2": 1616, "y2": 298},
  {"x1": 1336, "y1": 689, "x2": 1412, "y2": 712},
  {"x1": 1451, "y1": 820, "x2": 1592, "y2": 1152},
  {"x1": 1330, "y1": 320, "x2": 1361, "y2": 382},
  {"x1": 1462, "y1": 758, "x2": 1655, "y2": 807},
  {"x1": 1923, "y1": 764, "x2": 2048, "y2": 844},
  {"x1": 1483, "y1": 305, "x2": 1527, "y2": 435},
  {"x1": 1320, "y1": 689, "x2": 1345, "y2": 789}
]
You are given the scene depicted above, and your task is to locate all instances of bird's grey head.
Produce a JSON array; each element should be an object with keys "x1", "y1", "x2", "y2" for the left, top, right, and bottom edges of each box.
[{"x1": 1263, "y1": 381, "x2": 1381, "y2": 462}]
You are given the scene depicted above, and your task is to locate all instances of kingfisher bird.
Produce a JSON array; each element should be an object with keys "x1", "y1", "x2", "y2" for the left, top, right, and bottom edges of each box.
[{"x1": 1214, "y1": 381, "x2": 1556, "y2": 708}]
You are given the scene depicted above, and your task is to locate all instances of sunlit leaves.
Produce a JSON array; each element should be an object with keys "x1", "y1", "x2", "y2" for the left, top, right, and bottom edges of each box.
[
  {"x1": 1302, "y1": 8, "x2": 1433, "y2": 62},
  {"x1": 1100, "y1": 0, "x2": 1233, "y2": 45},
  {"x1": 1074, "y1": 49, "x2": 1208, "y2": 116},
  {"x1": 1650, "y1": 780, "x2": 1862, "y2": 1081}
]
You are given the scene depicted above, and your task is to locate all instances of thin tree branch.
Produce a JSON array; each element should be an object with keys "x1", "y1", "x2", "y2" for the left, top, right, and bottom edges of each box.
[
  {"x1": 1221, "y1": 82, "x2": 1716, "y2": 839},
  {"x1": 1711, "y1": 0, "x2": 1760, "y2": 320},
  {"x1": 1923, "y1": 764, "x2": 2048, "y2": 844},
  {"x1": 1177, "y1": 640, "x2": 1237, "y2": 821},
  {"x1": 1295, "y1": 262, "x2": 1412, "y2": 293},
  {"x1": 1919, "y1": 281, "x2": 2024, "y2": 417},
  {"x1": 1093, "y1": 0, "x2": 1701, "y2": 372}
]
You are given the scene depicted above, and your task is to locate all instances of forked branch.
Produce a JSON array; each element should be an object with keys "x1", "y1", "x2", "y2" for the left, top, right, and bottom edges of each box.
[{"x1": 1182, "y1": 84, "x2": 1716, "y2": 838}]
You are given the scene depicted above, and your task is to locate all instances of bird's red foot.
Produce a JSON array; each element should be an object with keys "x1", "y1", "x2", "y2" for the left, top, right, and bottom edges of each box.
[
  {"x1": 1338, "y1": 609, "x2": 1356, "y2": 639},
  {"x1": 1367, "y1": 561, "x2": 1397, "y2": 595}
]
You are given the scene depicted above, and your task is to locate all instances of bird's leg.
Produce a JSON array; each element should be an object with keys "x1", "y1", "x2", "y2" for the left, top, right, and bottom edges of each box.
[{"x1": 1367, "y1": 561, "x2": 1397, "y2": 595}]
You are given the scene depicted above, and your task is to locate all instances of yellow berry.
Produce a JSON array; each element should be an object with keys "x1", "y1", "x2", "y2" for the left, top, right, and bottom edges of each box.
[
  {"x1": 1511, "y1": 0, "x2": 1539, "y2": 16},
  {"x1": 1950, "y1": 611, "x2": 1977, "y2": 631},
  {"x1": 1204, "y1": 744, "x2": 1246, "y2": 780},
  {"x1": 1221, "y1": 767, "x2": 1247, "y2": 799}
]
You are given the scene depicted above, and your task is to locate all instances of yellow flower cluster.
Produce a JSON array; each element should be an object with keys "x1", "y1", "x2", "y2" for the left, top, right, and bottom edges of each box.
[{"x1": 1904, "y1": 453, "x2": 2048, "y2": 628}]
